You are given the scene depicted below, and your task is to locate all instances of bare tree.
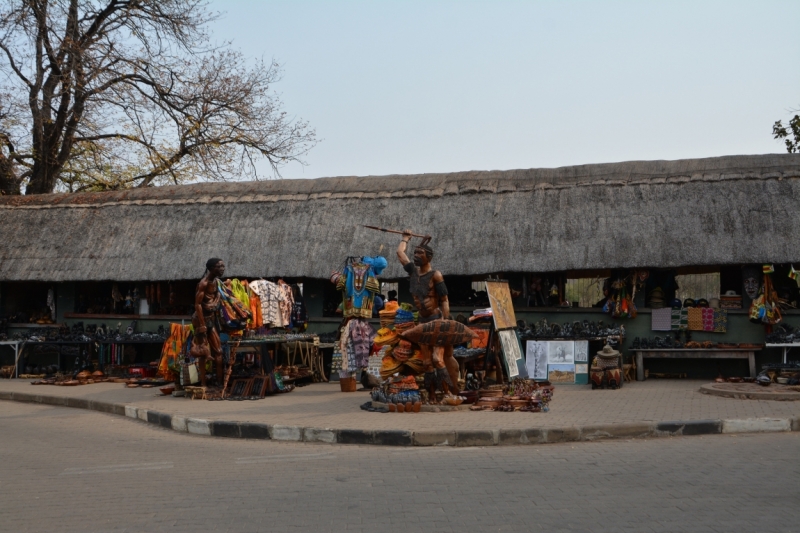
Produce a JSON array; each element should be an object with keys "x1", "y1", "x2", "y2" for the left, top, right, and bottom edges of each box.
[{"x1": 0, "y1": 0, "x2": 316, "y2": 195}]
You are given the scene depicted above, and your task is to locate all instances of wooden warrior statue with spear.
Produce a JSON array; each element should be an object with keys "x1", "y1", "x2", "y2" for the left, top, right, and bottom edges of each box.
[{"x1": 395, "y1": 230, "x2": 461, "y2": 397}]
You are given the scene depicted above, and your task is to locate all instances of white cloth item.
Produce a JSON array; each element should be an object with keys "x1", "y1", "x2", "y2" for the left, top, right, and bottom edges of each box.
[{"x1": 249, "y1": 280, "x2": 285, "y2": 327}]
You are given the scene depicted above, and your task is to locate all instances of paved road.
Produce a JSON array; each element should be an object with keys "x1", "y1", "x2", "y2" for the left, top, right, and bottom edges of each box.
[{"x1": 1, "y1": 402, "x2": 798, "y2": 533}]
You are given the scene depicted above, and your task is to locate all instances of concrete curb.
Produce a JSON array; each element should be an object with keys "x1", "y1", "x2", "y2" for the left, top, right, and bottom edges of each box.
[{"x1": 3, "y1": 391, "x2": 799, "y2": 447}]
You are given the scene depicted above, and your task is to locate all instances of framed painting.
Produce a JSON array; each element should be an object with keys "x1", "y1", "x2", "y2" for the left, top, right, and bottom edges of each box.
[
  {"x1": 548, "y1": 364, "x2": 575, "y2": 383},
  {"x1": 497, "y1": 329, "x2": 521, "y2": 378},
  {"x1": 574, "y1": 340, "x2": 589, "y2": 363},
  {"x1": 526, "y1": 340, "x2": 549, "y2": 380},
  {"x1": 250, "y1": 376, "x2": 268, "y2": 398},
  {"x1": 547, "y1": 341, "x2": 574, "y2": 364},
  {"x1": 230, "y1": 378, "x2": 253, "y2": 398},
  {"x1": 485, "y1": 281, "x2": 517, "y2": 331}
]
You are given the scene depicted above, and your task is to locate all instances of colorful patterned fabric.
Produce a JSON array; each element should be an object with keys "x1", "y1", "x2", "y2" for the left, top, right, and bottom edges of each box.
[
  {"x1": 671, "y1": 308, "x2": 688, "y2": 330},
  {"x1": 687, "y1": 307, "x2": 704, "y2": 331},
  {"x1": 713, "y1": 309, "x2": 728, "y2": 333},
  {"x1": 278, "y1": 282, "x2": 295, "y2": 328},
  {"x1": 230, "y1": 279, "x2": 250, "y2": 309},
  {"x1": 157, "y1": 323, "x2": 192, "y2": 381},
  {"x1": 249, "y1": 280, "x2": 285, "y2": 328},
  {"x1": 217, "y1": 280, "x2": 251, "y2": 331},
  {"x1": 701, "y1": 308, "x2": 715, "y2": 331},
  {"x1": 395, "y1": 309, "x2": 415, "y2": 324},
  {"x1": 348, "y1": 318, "x2": 376, "y2": 368},
  {"x1": 651, "y1": 307, "x2": 672, "y2": 331},
  {"x1": 334, "y1": 258, "x2": 383, "y2": 319}
]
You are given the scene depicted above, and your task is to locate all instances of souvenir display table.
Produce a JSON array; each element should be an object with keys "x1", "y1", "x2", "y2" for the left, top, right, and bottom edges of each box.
[
  {"x1": 635, "y1": 348, "x2": 757, "y2": 381},
  {"x1": 235, "y1": 334, "x2": 323, "y2": 380},
  {"x1": 764, "y1": 343, "x2": 800, "y2": 364},
  {"x1": 0, "y1": 340, "x2": 26, "y2": 378},
  {"x1": 13, "y1": 340, "x2": 94, "y2": 376}
]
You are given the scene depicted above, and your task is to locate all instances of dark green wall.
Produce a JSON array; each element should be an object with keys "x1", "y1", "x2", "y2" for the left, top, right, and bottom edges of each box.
[{"x1": 3, "y1": 280, "x2": 797, "y2": 377}]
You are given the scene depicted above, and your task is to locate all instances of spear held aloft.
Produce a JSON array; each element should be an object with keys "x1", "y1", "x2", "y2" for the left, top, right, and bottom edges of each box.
[
  {"x1": 362, "y1": 225, "x2": 432, "y2": 246},
  {"x1": 362, "y1": 225, "x2": 429, "y2": 239}
]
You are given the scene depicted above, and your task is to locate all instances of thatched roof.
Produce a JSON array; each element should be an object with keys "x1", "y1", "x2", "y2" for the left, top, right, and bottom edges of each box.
[{"x1": 2, "y1": 154, "x2": 800, "y2": 282}]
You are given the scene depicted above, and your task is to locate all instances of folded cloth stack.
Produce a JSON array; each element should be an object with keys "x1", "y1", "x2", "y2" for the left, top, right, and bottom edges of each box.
[
  {"x1": 374, "y1": 327, "x2": 399, "y2": 347},
  {"x1": 394, "y1": 309, "x2": 416, "y2": 335},
  {"x1": 380, "y1": 352, "x2": 404, "y2": 379},
  {"x1": 392, "y1": 340, "x2": 414, "y2": 362},
  {"x1": 395, "y1": 309, "x2": 414, "y2": 324},
  {"x1": 387, "y1": 375, "x2": 419, "y2": 394},
  {"x1": 379, "y1": 301, "x2": 399, "y2": 327}
]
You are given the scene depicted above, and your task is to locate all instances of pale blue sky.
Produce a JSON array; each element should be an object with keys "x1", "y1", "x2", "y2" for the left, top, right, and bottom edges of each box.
[{"x1": 210, "y1": 0, "x2": 800, "y2": 179}]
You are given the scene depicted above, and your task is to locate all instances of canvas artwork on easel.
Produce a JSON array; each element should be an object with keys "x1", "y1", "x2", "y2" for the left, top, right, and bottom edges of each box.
[{"x1": 485, "y1": 281, "x2": 517, "y2": 330}]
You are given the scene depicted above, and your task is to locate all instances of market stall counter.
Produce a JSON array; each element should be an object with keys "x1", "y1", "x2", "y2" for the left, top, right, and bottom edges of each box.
[{"x1": 635, "y1": 348, "x2": 758, "y2": 381}]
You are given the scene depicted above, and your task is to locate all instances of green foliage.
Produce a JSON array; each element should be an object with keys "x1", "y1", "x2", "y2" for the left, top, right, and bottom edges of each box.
[{"x1": 773, "y1": 115, "x2": 800, "y2": 153}]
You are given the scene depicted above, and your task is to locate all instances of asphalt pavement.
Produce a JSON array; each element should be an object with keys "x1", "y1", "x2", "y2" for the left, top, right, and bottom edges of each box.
[{"x1": 1, "y1": 401, "x2": 798, "y2": 532}]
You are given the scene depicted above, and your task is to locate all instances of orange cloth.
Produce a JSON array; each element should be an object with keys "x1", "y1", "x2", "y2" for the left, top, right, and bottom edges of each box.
[
  {"x1": 687, "y1": 307, "x2": 704, "y2": 331},
  {"x1": 248, "y1": 290, "x2": 263, "y2": 329},
  {"x1": 157, "y1": 323, "x2": 192, "y2": 381},
  {"x1": 469, "y1": 328, "x2": 489, "y2": 349},
  {"x1": 382, "y1": 301, "x2": 400, "y2": 313}
]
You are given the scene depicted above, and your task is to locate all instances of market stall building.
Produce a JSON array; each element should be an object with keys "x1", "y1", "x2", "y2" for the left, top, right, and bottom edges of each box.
[{"x1": 2, "y1": 153, "x2": 800, "y2": 380}]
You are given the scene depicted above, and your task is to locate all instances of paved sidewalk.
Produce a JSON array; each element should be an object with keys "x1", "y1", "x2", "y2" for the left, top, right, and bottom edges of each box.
[{"x1": 2, "y1": 379, "x2": 799, "y2": 445}]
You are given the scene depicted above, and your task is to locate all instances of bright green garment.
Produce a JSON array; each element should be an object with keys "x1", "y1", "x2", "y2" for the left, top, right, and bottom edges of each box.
[{"x1": 230, "y1": 279, "x2": 250, "y2": 309}]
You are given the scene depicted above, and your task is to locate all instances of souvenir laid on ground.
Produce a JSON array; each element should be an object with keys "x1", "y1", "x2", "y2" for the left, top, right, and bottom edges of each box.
[{"x1": 399, "y1": 319, "x2": 478, "y2": 346}]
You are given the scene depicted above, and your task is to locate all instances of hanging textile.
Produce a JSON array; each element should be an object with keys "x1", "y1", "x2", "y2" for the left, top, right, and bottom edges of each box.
[
  {"x1": 248, "y1": 289, "x2": 264, "y2": 329},
  {"x1": 332, "y1": 256, "x2": 384, "y2": 319},
  {"x1": 713, "y1": 309, "x2": 728, "y2": 333},
  {"x1": 687, "y1": 307, "x2": 704, "y2": 331},
  {"x1": 230, "y1": 279, "x2": 250, "y2": 310},
  {"x1": 216, "y1": 279, "x2": 251, "y2": 331},
  {"x1": 277, "y1": 281, "x2": 295, "y2": 328},
  {"x1": 671, "y1": 308, "x2": 688, "y2": 330},
  {"x1": 701, "y1": 308, "x2": 715, "y2": 332},
  {"x1": 338, "y1": 320, "x2": 353, "y2": 374},
  {"x1": 158, "y1": 323, "x2": 193, "y2": 381},
  {"x1": 348, "y1": 318, "x2": 376, "y2": 368},
  {"x1": 249, "y1": 280, "x2": 285, "y2": 328},
  {"x1": 651, "y1": 307, "x2": 672, "y2": 331}
]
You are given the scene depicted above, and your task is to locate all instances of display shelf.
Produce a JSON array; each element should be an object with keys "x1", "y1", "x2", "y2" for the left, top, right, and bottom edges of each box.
[{"x1": 64, "y1": 313, "x2": 191, "y2": 320}]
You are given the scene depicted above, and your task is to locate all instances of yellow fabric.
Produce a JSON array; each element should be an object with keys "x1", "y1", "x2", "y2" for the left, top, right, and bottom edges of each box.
[{"x1": 230, "y1": 279, "x2": 250, "y2": 309}]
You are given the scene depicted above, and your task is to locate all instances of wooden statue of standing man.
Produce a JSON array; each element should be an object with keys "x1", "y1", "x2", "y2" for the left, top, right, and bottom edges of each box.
[
  {"x1": 191, "y1": 258, "x2": 225, "y2": 387},
  {"x1": 397, "y1": 231, "x2": 460, "y2": 395}
]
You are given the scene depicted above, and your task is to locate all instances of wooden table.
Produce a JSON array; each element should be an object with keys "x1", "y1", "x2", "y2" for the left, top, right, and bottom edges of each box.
[
  {"x1": 635, "y1": 349, "x2": 757, "y2": 381},
  {"x1": 764, "y1": 343, "x2": 800, "y2": 364},
  {"x1": 0, "y1": 340, "x2": 26, "y2": 378}
]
